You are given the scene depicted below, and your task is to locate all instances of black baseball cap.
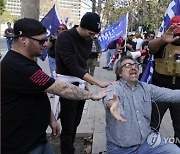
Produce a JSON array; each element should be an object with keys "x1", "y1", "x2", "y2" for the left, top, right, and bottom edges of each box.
[{"x1": 14, "y1": 18, "x2": 46, "y2": 37}]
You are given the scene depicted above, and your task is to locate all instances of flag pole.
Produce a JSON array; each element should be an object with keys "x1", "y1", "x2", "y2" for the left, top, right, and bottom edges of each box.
[
  {"x1": 54, "y1": 3, "x2": 61, "y2": 23},
  {"x1": 124, "y1": 12, "x2": 129, "y2": 52}
]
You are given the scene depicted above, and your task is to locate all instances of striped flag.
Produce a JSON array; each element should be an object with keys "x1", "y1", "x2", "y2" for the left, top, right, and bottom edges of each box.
[
  {"x1": 140, "y1": 55, "x2": 154, "y2": 84},
  {"x1": 157, "y1": 0, "x2": 180, "y2": 37}
]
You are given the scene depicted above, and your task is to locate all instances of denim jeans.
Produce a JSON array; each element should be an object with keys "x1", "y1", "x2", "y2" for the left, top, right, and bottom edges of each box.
[
  {"x1": 107, "y1": 134, "x2": 180, "y2": 154},
  {"x1": 6, "y1": 39, "x2": 13, "y2": 51},
  {"x1": 106, "y1": 49, "x2": 116, "y2": 68},
  {"x1": 29, "y1": 142, "x2": 55, "y2": 154},
  {"x1": 48, "y1": 56, "x2": 56, "y2": 78}
]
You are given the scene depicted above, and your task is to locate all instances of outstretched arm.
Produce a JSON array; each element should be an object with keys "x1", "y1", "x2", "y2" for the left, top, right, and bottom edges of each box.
[
  {"x1": 45, "y1": 81, "x2": 111, "y2": 101},
  {"x1": 107, "y1": 94, "x2": 126, "y2": 123},
  {"x1": 149, "y1": 25, "x2": 180, "y2": 54},
  {"x1": 83, "y1": 73, "x2": 115, "y2": 88}
]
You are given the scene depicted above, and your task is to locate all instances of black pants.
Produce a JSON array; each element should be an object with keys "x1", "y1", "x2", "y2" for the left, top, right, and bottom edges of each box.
[
  {"x1": 59, "y1": 95, "x2": 85, "y2": 154},
  {"x1": 150, "y1": 71, "x2": 180, "y2": 147}
]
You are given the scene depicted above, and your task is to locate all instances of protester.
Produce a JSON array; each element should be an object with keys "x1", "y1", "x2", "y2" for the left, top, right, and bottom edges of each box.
[
  {"x1": 133, "y1": 32, "x2": 144, "y2": 51},
  {"x1": 4, "y1": 22, "x2": 14, "y2": 51},
  {"x1": 47, "y1": 24, "x2": 68, "y2": 98},
  {"x1": 142, "y1": 33, "x2": 151, "y2": 50},
  {"x1": 103, "y1": 56, "x2": 180, "y2": 154},
  {"x1": 149, "y1": 16, "x2": 180, "y2": 147},
  {"x1": 47, "y1": 23, "x2": 68, "y2": 78},
  {"x1": 102, "y1": 39, "x2": 119, "y2": 70},
  {"x1": 1, "y1": 18, "x2": 111, "y2": 154},
  {"x1": 87, "y1": 36, "x2": 101, "y2": 76},
  {"x1": 138, "y1": 33, "x2": 151, "y2": 79},
  {"x1": 55, "y1": 12, "x2": 113, "y2": 154},
  {"x1": 120, "y1": 32, "x2": 136, "y2": 57}
]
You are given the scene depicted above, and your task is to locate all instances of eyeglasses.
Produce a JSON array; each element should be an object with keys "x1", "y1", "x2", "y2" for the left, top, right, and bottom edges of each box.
[
  {"x1": 121, "y1": 63, "x2": 140, "y2": 69},
  {"x1": 27, "y1": 36, "x2": 48, "y2": 45}
]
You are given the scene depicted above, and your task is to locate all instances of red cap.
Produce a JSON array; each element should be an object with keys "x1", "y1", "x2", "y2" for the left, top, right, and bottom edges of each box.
[
  {"x1": 170, "y1": 16, "x2": 180, "y2": 35},
  {"x1": 59, "y1": 24, "x2": 67, "y2": 30}
]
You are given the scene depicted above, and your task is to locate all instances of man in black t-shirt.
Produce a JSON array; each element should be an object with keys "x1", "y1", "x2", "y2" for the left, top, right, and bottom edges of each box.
[
  {"x1": 1, "y1": 18, "x2": 110, "y2": 154},
  {"x1": 149, "y1": 16, "x2": 180, "y2": 147},
  {"x1": 121, "y1": 32, "x2": 136, "y2": 57}
]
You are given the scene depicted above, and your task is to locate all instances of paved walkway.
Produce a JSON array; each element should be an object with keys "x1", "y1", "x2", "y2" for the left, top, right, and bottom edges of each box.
[{"x1": 40, "y1": 52, "x2": 174, "y2": 154}]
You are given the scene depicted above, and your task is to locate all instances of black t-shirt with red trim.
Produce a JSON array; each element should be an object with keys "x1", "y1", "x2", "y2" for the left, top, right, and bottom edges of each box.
[{"x1": 1, "y1": 50, "x2": 55, "y2": 154}]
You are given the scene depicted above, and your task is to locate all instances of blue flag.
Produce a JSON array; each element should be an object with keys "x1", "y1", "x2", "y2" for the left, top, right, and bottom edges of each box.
[
  {"x1": 98, "y1": 14, "x2": 128, "y2": 51},
  {"x1": 38, "y1": 5, "x2": 60, "y2": 61},
  {"x1": 140, "y1": 55, "x2": 154, "y2": 84},
  {"x1": 157, "y1": 0, "x2": 180, "y2": 37}
]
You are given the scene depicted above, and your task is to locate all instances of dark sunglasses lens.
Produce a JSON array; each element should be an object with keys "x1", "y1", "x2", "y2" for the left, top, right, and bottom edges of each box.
[
  {"x1": 39, "y1": 39, "x2": 47, "y2": 45},
  {"x1": 58, "y1": 28, "x2": 64, "y2": 30}
]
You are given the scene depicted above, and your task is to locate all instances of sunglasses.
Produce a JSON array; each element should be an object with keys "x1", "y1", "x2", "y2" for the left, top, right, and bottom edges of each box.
[
  {"x1": 27, "y1": 36, "x2": 48, "y2": 45},
  {"x1": 58, "y1": 27, "x2": 65, "y2": 31},
  {"x1": 121, "y1": 63, "x2": 140, "y2": 69}
]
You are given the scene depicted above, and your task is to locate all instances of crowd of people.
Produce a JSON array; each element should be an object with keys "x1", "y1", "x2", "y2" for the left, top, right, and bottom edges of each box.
[{"x1": 1, "y1": 11, "x2": 180, "y2": 154}]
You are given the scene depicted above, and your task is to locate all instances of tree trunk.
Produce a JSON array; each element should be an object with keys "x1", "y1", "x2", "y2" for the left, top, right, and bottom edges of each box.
[
  {"x1": 20, "y1": 0, "x2": 40, "y2": 62},
  {"x1": 92, "y1": 0, "x2": 96, "y2": 13},
  {"x1": 21, "y1": 0, "x2": 40, "y2": 20},
  {"x1": 97, "y1": 0, "x2": 101, "y2": 15}
]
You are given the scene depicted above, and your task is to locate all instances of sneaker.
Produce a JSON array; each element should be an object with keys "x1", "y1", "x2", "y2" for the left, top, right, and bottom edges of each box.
[
  {"x1": 107, "y1": 67, "x2": 113, "y2": 70},
  {"x1": 102, "y1": 66, "x2": 109, "y2": 69}
]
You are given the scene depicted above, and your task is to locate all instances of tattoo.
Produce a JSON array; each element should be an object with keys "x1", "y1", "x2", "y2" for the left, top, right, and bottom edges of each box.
[{"x1": 54, "y1": 82, "x2": 91, "y2": 100}]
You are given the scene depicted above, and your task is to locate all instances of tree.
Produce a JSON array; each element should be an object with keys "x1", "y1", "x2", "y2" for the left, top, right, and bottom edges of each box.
[
  {"x1": 0, "y1": 10, "x2": 19, "y2": 23},
  {"x1": 21, "y1": 0, "x2": 40, "y2": 62},
  {"x1": 21, "y1": 0, "x2": 40, "y2": 20},
  {"x1": 0, "y1": 0, "x2": 6, "y2": 15},
  {"x1": 100, "y1": 0, "x2": 170, "y2": 34}
]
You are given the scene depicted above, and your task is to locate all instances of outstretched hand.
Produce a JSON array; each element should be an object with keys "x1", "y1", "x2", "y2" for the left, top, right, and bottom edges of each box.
[
  {"x1": 110, "y1": 94, "x2": 126, "y2": 123},
  {"x1": 162, "y1": 25, "x2": 180, "y2": 43},
  {"x1": 91, "y1": 90, "x2": 112, "y2": 101},
  {"x1": 98, "y1": 81, "x2": 119, "y2": 88}
]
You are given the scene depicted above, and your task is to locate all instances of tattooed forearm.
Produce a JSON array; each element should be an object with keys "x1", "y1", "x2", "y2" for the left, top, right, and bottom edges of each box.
[{"x1": 49, "y1": 81, "x2": 92, "y2": 100}]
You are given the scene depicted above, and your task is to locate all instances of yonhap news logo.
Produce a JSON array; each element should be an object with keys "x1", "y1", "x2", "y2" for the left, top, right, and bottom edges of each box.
[{"x1": 164, "y1": 137, "x2": 180, "y2": 144}]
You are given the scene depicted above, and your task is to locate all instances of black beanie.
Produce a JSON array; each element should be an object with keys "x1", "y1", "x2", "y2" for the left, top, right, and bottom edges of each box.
[
  {"x1": 80, "y1": 12, "x2": 101, "y2": 33},
  {"x1": 14, "y1": 18, "x2": 46, "y2": 37}
]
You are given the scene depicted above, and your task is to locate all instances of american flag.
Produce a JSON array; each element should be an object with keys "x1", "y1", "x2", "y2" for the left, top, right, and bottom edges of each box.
[
  {"x1": 140, "y1": 55, "x2": 154, "y2": 84},
  {"x1": 157, "y1": 0, "x2": 180, "y2": 37}
]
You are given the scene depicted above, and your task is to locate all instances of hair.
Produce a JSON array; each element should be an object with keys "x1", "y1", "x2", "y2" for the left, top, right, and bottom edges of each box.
[
  {"x1": 115, "y1": 55, "x2": 137, "y2": 80},
  {"x1": 59, "y1": 24, "x2": 68, "y2": 30}
]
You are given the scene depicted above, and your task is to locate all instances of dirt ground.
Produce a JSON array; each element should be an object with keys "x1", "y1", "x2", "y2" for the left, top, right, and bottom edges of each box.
[{"x1": 47, "y1": 135, "x2": 92, "y2": 154}]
